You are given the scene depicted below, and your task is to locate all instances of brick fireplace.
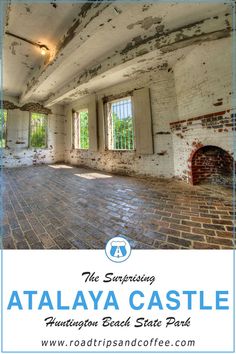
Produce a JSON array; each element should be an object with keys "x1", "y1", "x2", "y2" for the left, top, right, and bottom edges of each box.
[
  {"x1": 190, "y1": 145, "x2": 233, "y2": 186},
  {"x1": 170, "y1": 110, "x2": 235, "y2": 186}
]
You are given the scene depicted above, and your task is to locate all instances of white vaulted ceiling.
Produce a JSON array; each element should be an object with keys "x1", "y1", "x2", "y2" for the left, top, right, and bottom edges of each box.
[{"x1": 3, "y1": 1, "x2": 232, "y2": 106}]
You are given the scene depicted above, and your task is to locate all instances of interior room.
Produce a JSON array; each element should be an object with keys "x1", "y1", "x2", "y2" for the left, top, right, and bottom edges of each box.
[{"x1": 1, "y1": 1, "x2": 234, "y2": 250}]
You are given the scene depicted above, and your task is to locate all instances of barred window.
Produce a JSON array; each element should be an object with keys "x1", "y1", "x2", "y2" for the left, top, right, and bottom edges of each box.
[
  {"x1": 0, "y1": 109, "x2": 7, "y2": 148},
  {"x1": 30, "y1": 113, "x2": 47, "y2": 148},
  {"x1": 73, "y1": 109, "x2": 89, "y2": 149},
  {"x1": 107, "y1": 97, "x2": 134, "y2": 150}
]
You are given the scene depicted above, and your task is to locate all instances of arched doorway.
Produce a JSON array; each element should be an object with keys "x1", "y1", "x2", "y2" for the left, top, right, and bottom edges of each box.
[{"x1": 191, "y1": 145, "x2": 233, "y2": 186}]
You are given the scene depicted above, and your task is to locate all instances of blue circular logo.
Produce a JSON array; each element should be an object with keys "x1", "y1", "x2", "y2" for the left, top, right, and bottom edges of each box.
[{"x1": 105, "y1": 236, "x2": 131, "y2": 263}]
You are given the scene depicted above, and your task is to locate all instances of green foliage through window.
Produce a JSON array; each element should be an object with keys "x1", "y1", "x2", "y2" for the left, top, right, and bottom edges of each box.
[
  {"x1": 79, "y1": 111, "x2": 89, "y2": 149},
  {"x1": 0, "y1": 109, "x2": 7, "y2": 148},
  {"x1": 30, "y1": 113, "x2": 47, "y2": 148},
  {"x1": 74, "y1": 110, "x2": 89, "y2": 149},
  {"x1": 110, "y1": 98, "x2": 134, "y2": 150}
]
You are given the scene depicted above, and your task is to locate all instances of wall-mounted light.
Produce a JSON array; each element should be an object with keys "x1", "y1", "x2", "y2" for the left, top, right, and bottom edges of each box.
[
  {"x1": 39, "y1": 45, "x2": 48, "y2": 56},
  {"x1": 5, "y1": 31, "x2": 49, "y2": 56}
]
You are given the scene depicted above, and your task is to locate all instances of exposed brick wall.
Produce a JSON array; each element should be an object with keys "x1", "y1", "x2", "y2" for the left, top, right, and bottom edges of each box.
[
  {"x1": 170, "y1": 110, "x2": 235, "y2": 134},
  {"x1": 3, "y1": 100, "x2": 52, "y2": 115},
  {"x1": 3, "y1": 38, "x2": 233, "y2": 182},
  {"x1": 63, "y1": 37, "x2": 233, "y2": 181},
  {"x1": 2, "y1": 101, "x2": 65, "y2": 168},
  {"x1": 174, "y1": 38, "x2": 231, "y2": 121},
  {"x1": 171, "y1": 109, "x2": 235, "y2": 182},
  {"x1": 171, "y1": 37, "x2": 233, "y2": 184},
  {"x1": 191, "y1": 146, "x2": 233, "y2": 186},
  {"x1": 65, "y1": 69, "x2": 177, "y2": 178},
  {"x1": 201, "y1": 114, "x2": 234, "y2": 131},
  {"x1": 3, "y1": 101, "x2": 18, "y2": 110},
  {"x1": 20, "y1": 103, "x2": 51, "y2": 115}
]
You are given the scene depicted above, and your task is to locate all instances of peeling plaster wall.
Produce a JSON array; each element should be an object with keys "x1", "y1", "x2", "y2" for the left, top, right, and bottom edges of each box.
[
  {"x1": 3, "y1": 35, "x2": 232, "y2": 181},
  {"x1": 64, "y1": 70, "x2": 177, "y2": 178},
  {"x1": 172, "y1": 37, "x2": 233, "y2": 180},
  {"x1": 174, "y1": 38, "x2": 231, "y2": 120},
  {"x1": 2, "y1": 98, "x2": 65, "y2": 167},
  {"x1": 171, "y1": 111, "x2": 234, "y2": 182}
]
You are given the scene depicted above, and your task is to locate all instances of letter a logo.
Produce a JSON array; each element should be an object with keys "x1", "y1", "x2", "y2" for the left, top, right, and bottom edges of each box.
[{"x1": 105, "y1": 236, "x2": 131, "y2": 263}]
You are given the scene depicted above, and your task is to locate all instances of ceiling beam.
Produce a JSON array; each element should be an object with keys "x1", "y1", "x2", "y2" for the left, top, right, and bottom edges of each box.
[
  {"x1": 19, "y1": 1, "x2": 121, "y2": 105},
  {"x1": 43, "y1": 14, "x2": 231, "y2": 107}
]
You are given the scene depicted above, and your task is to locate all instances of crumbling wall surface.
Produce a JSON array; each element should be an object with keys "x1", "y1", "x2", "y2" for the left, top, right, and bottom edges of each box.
[
  {"x1": 171, "y1": 110, "x2": 234, "y2": 182},
  {"x1": 174, "y1": 38, "x2": 231, "y2": 120},
  {"x1": 2, "y1": 98, "x2": 65, "y2": 167},
  {"x1": 171, "y1": 37, "x2": 233, "y2": 181},
  {"x1": 64, "y1": 69, "x2": 178, "y2": 178}
]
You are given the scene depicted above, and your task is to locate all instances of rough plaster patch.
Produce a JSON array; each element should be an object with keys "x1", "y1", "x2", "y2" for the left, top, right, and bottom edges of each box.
[
  {"x1": 9, "y1": 41, "x2": 20, "y2": 55},
  {"x1": 127, "y1": 16, "x2": 162, "y2": 31},
  {"x1": 20, "y1": 103, "x2": 52, "y2": 115},
  {"x1": 25, "y1": 5, "x2": 32, "y2": 14},
  {"x1": 142, "y1": 4, "x2": 152, "y2": 12},
  {"x1": 156, "y1": 131, "x2": 171, "y2": 135},
  {"x1": 3, "y1": 101, "x2": 18, "y2": 110},
  {"x1": 3, "y1": 100, "x2": 52, "y2": 114},
  {"x1": 113, "y1": 6, "x2": 122, "y2": 15},
  {"x1": 50, "y1": 2, "x2": 58, "y2": 9}
]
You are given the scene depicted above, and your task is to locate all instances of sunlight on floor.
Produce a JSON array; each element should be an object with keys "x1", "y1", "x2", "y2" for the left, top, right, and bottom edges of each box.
[
  {"x1": 74, "y1": 172, "x2": 112, "y2": 180},
  {"x1": 48, "y1": 165, "x2": 73, "y2": 169}
]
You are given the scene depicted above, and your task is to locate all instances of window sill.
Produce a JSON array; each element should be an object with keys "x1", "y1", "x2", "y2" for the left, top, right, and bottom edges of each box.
[
  {"x1": 107, "y1": 149, "x2": 136, "y2": 152},
  {"x1": 29, "y1": 147, "x2": 48, "y2": 150}
]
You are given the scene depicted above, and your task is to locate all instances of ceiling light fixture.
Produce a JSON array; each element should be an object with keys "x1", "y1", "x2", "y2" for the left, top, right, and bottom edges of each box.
[{"x1": 5, "y1": 31, "x2": 49, "y2": 56}]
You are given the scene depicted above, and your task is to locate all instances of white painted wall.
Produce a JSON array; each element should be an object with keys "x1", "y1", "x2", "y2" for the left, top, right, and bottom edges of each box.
[
  {"x1": 64, "y1": 69, "x2": 178, "y2": 178},
  {"x1": 172, "y1": 37, "x2": 233, "y2": 180},
  {"x1": 2, "y1": 37, "x2": 233, "y2": 182},
  {"x1": 171, "y1": 112, "x2": 234, "y2": 181},
  {"x1": 2, "y1": 99, "x2": 65, "y2": 167},
  {"x1": 174, "y1": 37, "x2": 231, "y2": 120}
]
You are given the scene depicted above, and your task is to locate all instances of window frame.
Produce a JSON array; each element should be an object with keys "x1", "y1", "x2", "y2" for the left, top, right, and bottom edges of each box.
[
  {"x1": 29, "y1": 112, "x2": 48, "y2": 149},
  {"x1": 105, "y1": 95, "x2": 135, "y2": 152},
  {"x1": 72, "y1": 108, "x2": 89, "y2": 150}
]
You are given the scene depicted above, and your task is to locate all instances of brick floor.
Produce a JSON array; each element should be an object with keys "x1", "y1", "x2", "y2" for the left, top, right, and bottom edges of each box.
[{"x1": 1, "y1": 164, "x2": 234, "y2": 250}]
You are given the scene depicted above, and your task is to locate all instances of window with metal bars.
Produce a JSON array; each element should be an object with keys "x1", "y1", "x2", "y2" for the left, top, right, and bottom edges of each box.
[
  {"x1": 30, "y1": 112, "x2": 47, "y2": 148},
  {"x1": 107, "y1": 97, "x2": 134, "y2": 150},
  {"x1": 0, "y1": 109, "x2": 7, "y2": 148},
  {"x1": 73, "y1": 109, "x2": 89, "y2": 149}
]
